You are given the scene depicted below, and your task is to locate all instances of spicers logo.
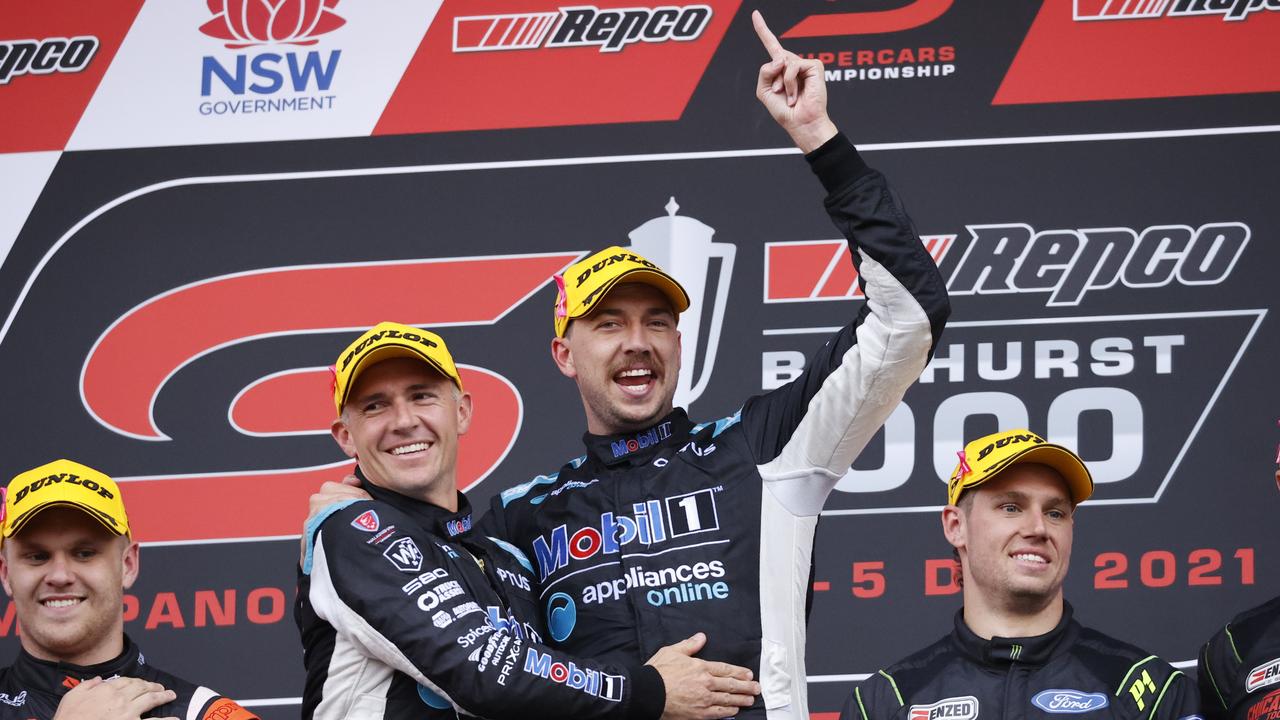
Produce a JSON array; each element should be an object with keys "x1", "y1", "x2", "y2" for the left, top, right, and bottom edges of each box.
[
  {"x1": 453, "y1": 5, "x2": 713, "y2": 53},
  {"x1": 1248, "y1": 658, "x2": 1280, "y2": 693},
  {"x1": 1075, "y1": 0, "x2": 1279, "y2": 22},
  {"x1": 910, "y1": 697, "x2": 979, "y2": 720}
]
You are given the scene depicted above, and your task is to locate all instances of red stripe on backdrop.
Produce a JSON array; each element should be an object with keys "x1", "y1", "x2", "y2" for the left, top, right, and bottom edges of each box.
[
  {"x1": 82, "y1": 254, "x2": 576, "y2": 440},
  {"x1": 0, "y1": 1, "x2": 145, "y2": 153}
]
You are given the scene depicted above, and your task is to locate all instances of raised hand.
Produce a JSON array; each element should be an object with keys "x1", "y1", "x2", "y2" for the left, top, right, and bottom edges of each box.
[
  {"x1": 52, "y1": 677, "x2": 179, "y2": 720},
  {"x1": 752, "y1": 10, "x2": 838, "y2": 152}
]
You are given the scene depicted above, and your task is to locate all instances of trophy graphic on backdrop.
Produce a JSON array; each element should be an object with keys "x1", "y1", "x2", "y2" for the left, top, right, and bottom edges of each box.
[{"x1": 627, "y1": 198, "x2": 736, "y2": 409}]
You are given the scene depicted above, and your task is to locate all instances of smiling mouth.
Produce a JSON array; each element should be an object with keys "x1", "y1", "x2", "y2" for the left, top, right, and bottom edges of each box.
[
  {"x1": 42, "y1": 598, "x2": 82, "y2": 609},
  {"x1": 615, "y1": 368, "x2": 654, "y2": 395},
  {"x1": 389, "y1": 442, "x2": 430, "y2": 456},
  {"x1": 1012, "y1": 552, "x2": 1049, "y2": 564}
]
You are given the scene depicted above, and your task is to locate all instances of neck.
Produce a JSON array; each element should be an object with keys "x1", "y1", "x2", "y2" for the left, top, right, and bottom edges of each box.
[
  {"x1": 25, "y1": 627, "x2": 125, "y2": 667},
  {"x1": 961, "y1": 587, "x2": 1064, "y2": 640}
]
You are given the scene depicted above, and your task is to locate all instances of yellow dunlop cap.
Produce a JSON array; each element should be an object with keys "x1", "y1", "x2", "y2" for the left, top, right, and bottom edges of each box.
[
  {"x1": 332, "y1": 322, "x2": 463, "y2": 414},
  {"x1": 948, "y1": 428, "x2": 1094, "y2": 506},
  {"x1": 553, "y1": 246, "x2": 690, "y2": 338},
  {"x1": 3, "y1": 460, "x2": 130, "y2": 544}
]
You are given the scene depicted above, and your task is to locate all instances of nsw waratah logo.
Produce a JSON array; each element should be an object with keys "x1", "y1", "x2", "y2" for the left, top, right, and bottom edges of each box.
[
  {"x1": 200, "y1": 0, "x2": 346, "y2": 49},
  {"x1": 1032, "y1": 690, "x2": 1110, "y2": 714}
]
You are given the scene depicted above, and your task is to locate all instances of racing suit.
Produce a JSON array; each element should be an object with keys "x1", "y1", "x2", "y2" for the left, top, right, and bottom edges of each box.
[
  {"x1": 1199, "y1": 595, "x2": 1280, "y2": 720},
  {"x1": 0, "y1": 636, "x2": 257, "y2": 719},
  {"x1": 481, "y1": 133, "x2": 950, "y2": 720},
  {"x1": 297, "y1": 473, "x2": 663, "y2": 720},
  {"x1": 842, "y1": 605, "x2": 1198, "y2": 720}
]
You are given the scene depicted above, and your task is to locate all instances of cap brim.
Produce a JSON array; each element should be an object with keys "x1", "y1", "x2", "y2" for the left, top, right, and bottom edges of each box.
[
  {"x1": 5, "y1": 501, "x2": 128, "y2": 539},
  {"x1": 340, "y1": 343, "x2": 460, "y2": 410},
  {"x1": 565, "y1": 267, "x2": 690, "y2": 326},
  {"x1": 977, "y1": 443, "x2": 1095, "y2": 504}
]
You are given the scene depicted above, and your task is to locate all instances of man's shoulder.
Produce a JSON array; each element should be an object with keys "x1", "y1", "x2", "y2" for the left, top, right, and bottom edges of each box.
[
  {"x1": 493, "y1": 455, "x2": 589, "y2": 511},
  {"x1": 136, "y1": 659, "x2": 260, "y2": 720},
  {"x1": 869, "y1": 634, "x2": 959, "y2": 702},
  {"x1": 1070, "y1": 624, "x2": 1187, "y2": 698},
  {"x1": 1215, "y1": 594, "x2": 1280, "y2": 660}
]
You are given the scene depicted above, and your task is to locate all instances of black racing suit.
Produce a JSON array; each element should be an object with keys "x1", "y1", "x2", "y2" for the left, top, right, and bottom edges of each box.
[
  {"x1": 1199, "y1": 595, "x2": 1280, "y2": 720},
  {"x1": 0, "y1": 636, "x2": 258, "y2": 719},
  {"x1": 842, "y1": 605, "x2": 1199, "y2": 720},
  {"x1": 297, "y1": 475, "x2": 663, "y2": 720},
  {"x1": 481, "y1": 132, "x2": 950, "y2": 720}
]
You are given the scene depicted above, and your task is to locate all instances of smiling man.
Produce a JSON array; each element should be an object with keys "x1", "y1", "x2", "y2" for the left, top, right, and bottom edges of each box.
[
  {"x1": 842, "y1": 429, "x2": 1198, "y2": 720},
  {"x1": 475, "y1": 12, "x2": 950, "y2": 720},
  {"x1": 0, "y1": 460, "x2": 257, "y2": 720},
  {"x1": 296, "y1": 322, "x2": 759, "y2": 720}
]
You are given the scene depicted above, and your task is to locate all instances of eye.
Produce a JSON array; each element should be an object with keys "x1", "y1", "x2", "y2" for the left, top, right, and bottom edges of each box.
[
  {"x1": 361, "y1": 400, "x2": 387, "y2": 413},
  {"x1": 1046, "y1": 509, "x2": 1068, "y2": 521},
  {"x1": 74, "y1": 548, "x2": 98, "y2": 560},
  {"x1": 23, "y1": 552, "x2": 49, "y2": 564},
  {"x1": 999, "y1": 503, "x2": 1020, "y2": 514}
]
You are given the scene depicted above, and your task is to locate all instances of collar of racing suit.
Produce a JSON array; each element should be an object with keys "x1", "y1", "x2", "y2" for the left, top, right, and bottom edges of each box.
[
  {"x1": 10, "y1": 634, "x2": 147, "y2": 699},
  {"x1": 356, "y1": 468, "x2": 477, "y2": 541},
  {"x1": 582, "y1": 408, "x2": 696, "y2": 468},
  {"x1": 951, "y1": 602, "x2": 1078, "y2": 667}
]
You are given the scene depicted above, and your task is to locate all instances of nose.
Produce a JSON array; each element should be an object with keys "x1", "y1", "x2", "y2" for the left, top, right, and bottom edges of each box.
[
  {"x1": 45, "y1": 553, "x2": 74, "y2": 586},
  {"x1": 390, "y1": 398, "x2": 419, "y2": 431},
  {"x1": 620, "y1": 321, "x2": 653, "y2": 354},
  {"x1": 1021, "y1": 511, "x2": 1048, "y2": 538}
]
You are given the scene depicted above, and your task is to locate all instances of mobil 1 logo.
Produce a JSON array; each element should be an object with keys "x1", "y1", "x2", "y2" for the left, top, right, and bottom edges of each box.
[{"x1": 764, "y1": 310, "x2": 1265, "y2": 510}]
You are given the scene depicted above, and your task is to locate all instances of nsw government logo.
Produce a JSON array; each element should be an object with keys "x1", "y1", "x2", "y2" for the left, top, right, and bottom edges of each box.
[
  {"x1": 1032, "y1": 690, "x2": 1110, "y2": 714},
  {"x1": 198, "y1": 0, "x2": 344, "y2": 117}
]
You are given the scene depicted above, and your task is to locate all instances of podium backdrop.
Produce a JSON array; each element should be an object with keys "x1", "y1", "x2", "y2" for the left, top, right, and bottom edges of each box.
[{"x1": 2, "y1": 1, "x2": 1277, "y2": 717}]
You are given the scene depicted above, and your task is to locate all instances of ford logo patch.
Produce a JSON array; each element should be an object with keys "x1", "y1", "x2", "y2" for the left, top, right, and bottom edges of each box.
[{"x1": 1033, "y1": 690, "x2": 1110, "y2": 713}]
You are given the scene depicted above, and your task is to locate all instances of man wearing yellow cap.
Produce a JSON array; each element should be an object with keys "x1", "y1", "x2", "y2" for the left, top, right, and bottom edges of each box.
[
  {"x1": 297, "y1": 323, "x2": 760, "y2": 720},
  {"x1": 841, "y1": 429, "x2": 1197, "y2": 720},
  {"x1": 0, "y1": 460, "x2": 257, "y2": 720},
  {"x1": 309, "y1": 14, "x2": 948, "y2": 719}
]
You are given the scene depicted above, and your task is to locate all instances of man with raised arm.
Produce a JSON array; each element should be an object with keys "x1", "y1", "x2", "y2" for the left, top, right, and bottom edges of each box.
[
  {"x1": 308, "y1": 13, "x2": 948, "y2": 719},
  {"x1": 297, "y1": 322, "x2": 759, "y2": 719},
  {"x1": 478, "y1": 13, "x2": 948, "y2": 718},
  {"x1": 843, "y1": 429, "x2": 1198, "y2": 720}
]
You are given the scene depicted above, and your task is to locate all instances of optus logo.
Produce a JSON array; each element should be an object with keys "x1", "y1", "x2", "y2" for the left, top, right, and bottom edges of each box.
[{"x1": 200, "y1": 0, "x2": 346, "y2": 49}]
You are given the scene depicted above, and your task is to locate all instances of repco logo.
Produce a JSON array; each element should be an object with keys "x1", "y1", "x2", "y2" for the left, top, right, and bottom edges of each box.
[
  {"x1": 340, "y1": 329, "x2": 439, "y2": 371},
  {"x1": 0, "y1": 37, "x2": 99, "y2": 85},
  {"x1": 14, "y1": 473, "x2": 115, "y2": 506},
  {"x1": 454, "y1": 5, "x2": 712, "y2": 54},
  {"x1": 975, "y1": 432, "x2": 1042, "y2": 462}
]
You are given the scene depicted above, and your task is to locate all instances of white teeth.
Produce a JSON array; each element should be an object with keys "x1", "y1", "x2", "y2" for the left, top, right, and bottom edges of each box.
[
  {"x1": 1013, "y1": 553, "x2": 1048, "y2": 564},
  {"x1": 44, "y1": 598, "x2": 79, "y2": 608},
  {"x1": 618, "y1": 369, "x2": 651, "y2": 378},
  {"x1": 390, "y1": 443, "x2": 428, "y2": 456}
]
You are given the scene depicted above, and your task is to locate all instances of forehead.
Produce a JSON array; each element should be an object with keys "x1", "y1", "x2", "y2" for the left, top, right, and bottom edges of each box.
[
  {"x1": 586, "y1": 282, "x2": 675, "y2": 317},
  {"x1": 348, "y1": 357, "x2": 450, "y2": 398},
  {"x1": 8, "y1": 506, "x2": 117, "y2": 547},
  {"x1": 972, "y1": 463, "x2": 1072, "y2": 503}
]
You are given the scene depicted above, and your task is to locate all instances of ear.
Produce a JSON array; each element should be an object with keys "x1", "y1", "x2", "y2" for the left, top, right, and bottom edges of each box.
[
  {"x1": 120, "y1": 540, "x2": 140, "y2": 590},
  {"x1": 550, "y1": 336, "x2": 577, "y2": 379},
  {"x1": 455, "y1": 392, "x2": 474, "y2": 437},
  {"x1": 0, "y1": 551, "x2": 11, "y2": 598},
  {"x1": 941, "y1": 505, "x2": 966, "y2": 552},
  {"x1": 331, "y1": 417, "x2": 357, "y2": 459}
]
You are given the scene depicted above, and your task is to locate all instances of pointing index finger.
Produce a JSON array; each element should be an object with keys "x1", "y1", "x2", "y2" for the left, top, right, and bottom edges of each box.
[{"x1": 752, "y1": 10, "x2": 785, "y2": 60}]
